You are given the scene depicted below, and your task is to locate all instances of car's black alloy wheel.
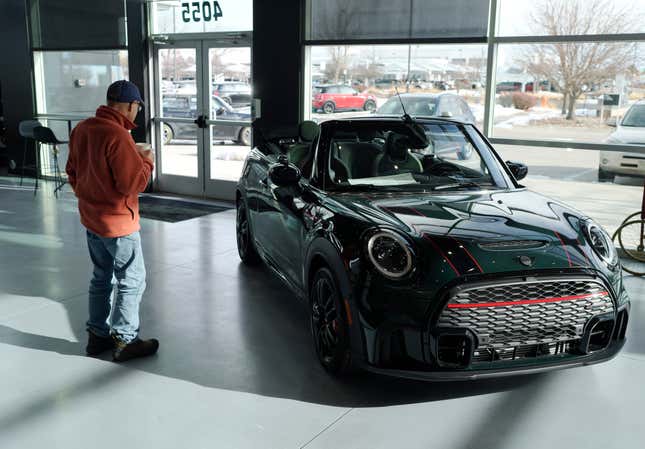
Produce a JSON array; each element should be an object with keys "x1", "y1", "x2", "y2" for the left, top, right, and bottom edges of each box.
[
  {"x1": 310, "y1": 267, "x2": 356, "y2": 375},
  {"x1": 236, "y1": 200, "x2": 260, "y2": 265},
  {"x1": 364, "y1": 100, "x2": 376, "y2": 112}
]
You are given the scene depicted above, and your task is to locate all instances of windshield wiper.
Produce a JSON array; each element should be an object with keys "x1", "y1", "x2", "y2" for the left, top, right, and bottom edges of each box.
[
  {"x1": 332, "y1": 183, "x2": 407, "y2": 192},
  {"x1": 432, "y1": 181, "x2": 485, "y2": 191}
]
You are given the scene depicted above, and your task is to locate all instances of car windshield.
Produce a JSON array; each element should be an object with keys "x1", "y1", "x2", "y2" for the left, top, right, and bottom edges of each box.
[
  {"x1": 621, "y1": 105, "x2": 645, "y2": 127},
  {"x1": 212, "y1": 96, "x2": 233, "y2": 113},
  {"x1": 326, "y1": 121, "x2": 509, "y2": 191},
  {"x1": 378, "y1": 97, "x2": 437, "y2": 116}
]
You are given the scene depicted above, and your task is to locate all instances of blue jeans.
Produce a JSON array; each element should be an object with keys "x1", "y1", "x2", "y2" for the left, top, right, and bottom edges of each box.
[{"x1": 86, "y1": 230, "x2": 146, "y2": 343}]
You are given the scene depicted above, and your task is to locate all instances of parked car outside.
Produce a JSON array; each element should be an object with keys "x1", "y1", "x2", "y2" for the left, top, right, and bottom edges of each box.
[
  {"x1": 312, "y1": 84, "x2": 377, "y2": 114},
  {"x1": 236, "y1": 116, "x2": 629, "y2": 380},
  {"x1": 496, "y1": 81, "x2": 523, "y2": 93},
  {"x1": 376, "y1": 93, "x2": 476, "y2": 124},
  {"x1": 599, "y1": 99, "x2": 645, "y2": 181},
  {"x1": 162, "y1": 93, "x2": 251, "y2": 146},
  {"x1": 212, "y1": 82, "x2": 252, "y2": 108}
]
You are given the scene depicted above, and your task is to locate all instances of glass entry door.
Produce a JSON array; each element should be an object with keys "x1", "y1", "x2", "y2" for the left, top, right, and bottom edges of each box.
[{"x1": 153, "y1": 38, "x2": 252, "y2": 199}]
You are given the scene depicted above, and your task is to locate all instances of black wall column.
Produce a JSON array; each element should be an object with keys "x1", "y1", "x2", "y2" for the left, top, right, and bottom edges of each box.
[
  {"x1": 126, "y1": 0, "x2": 149, "y2": 143},
  {"x1": 0, "y1": 0, "x2": 36, "y2": 174},
  {"x1": 252, "y1": 0, "x2": 303, "y2": 134}
]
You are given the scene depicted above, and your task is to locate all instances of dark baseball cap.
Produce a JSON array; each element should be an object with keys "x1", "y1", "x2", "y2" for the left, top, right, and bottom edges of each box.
[{"x1": 106, "y1": 80, "x2": 144, "y2": 105}]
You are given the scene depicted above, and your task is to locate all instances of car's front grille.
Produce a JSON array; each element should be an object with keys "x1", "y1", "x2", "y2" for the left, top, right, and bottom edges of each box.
[{"x1": 436, "y1": 279, "x2": 615, "y2": 363}]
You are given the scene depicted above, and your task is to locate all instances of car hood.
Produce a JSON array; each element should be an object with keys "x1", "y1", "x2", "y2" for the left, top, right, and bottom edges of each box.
[
  {"x1": 330, "y1": 188, "x2": 598, "y2": 280},
  {"x1": 608, "y1": 126, "x2": 645, "y2": 144},
  {"x1": 225, "y1": 109, "x2": 251, "y2": 120}
]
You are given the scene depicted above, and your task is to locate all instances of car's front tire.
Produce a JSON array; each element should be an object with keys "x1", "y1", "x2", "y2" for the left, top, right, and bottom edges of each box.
[
  {"x1": 363, "y1": 100, "x2": 376, "y2": 112},
  {"x1": 162, "y1": 123, "x2": 174, "y2": 145},
  {"x1": 310, "y1": 267, "x2": 357, "y2": 376},
  {"x1": 598, "y1": 167, "x2": 615, "y2": 182},
  {"x1": 322, "y1": 101, "x2": 335, "y2": 114},
  {"x1": 238, "y1": 126, "x2": 252, "y2": 146},
  {"x1": 236, "y1": 200, "x2": 261, "y2": 265}
]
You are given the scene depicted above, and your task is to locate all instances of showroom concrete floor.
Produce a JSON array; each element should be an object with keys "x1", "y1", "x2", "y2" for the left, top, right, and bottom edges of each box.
[{"x1": 0, "y1": 176, "x2": 643, "y2": 449}]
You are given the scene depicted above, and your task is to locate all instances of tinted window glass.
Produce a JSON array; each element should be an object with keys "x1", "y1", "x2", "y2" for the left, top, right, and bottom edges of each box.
[
  {"x1": 622, "y1": 105, "x2": 645, "y2": 127},
  {"x1": 309, "y1": 0, "x2": 488, "y2": 41}
]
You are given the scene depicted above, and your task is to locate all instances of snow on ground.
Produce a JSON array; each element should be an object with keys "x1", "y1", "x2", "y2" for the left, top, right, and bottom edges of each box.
[
  {"x1": 470, "y1": 104, "x2": 554, "y2": 126},
  {"x1": 494, "y1": 107, "x2": 562, "y2": 128}
]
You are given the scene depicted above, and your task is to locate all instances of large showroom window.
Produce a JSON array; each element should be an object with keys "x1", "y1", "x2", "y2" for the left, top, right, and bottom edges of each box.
[
  {"x1": 29, "y1": 0, "x2": 129, "y2": 177},
  {"x1": 304, "y1": 0, "x2": 490, "y2": 126},
  {"x1": 306, "y1": 44, "x2": 487, "y2": 128}
]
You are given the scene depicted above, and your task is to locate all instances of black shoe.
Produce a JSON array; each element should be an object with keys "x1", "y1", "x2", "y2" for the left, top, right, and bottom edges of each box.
[
  {"x1": 86, "y1": 331, "x2": 114, "y2": 356},
  {"x1": 112, "y1": 337, "x2": 159, "y2": 362}
]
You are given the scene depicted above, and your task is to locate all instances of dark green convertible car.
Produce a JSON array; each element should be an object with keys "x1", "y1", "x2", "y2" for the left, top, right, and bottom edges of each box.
[{"x1": 235, "y1": 116, "x2": 630, "y2": 380}]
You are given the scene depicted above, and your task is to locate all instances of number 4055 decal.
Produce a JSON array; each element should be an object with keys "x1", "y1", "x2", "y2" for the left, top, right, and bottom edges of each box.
[{"x1": 181, "y1": 1, "x2": 223, "y2": 23}]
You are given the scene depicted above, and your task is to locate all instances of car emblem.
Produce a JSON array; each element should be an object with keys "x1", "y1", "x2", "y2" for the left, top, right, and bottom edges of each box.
[{"x1": 519, "y1": 255, "x2": 534, "y2": 267}]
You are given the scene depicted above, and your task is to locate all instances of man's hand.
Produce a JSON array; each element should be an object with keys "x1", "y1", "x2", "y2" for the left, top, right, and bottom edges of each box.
[{"x1": 135, "y1": 144, "x2": 154, "y2": 164}]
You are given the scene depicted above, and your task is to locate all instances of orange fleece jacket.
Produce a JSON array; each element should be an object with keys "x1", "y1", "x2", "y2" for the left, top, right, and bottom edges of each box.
[{"x1": 66, "y1": 106, "x2": 153, "y2": 238}]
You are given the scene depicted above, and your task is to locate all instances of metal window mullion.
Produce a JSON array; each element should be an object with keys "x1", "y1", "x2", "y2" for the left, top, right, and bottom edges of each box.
[
  {"x1": 303, "y1": 37, "x2": 488, "y2": 46},
  {"x1": 491, "y1": 32, "x2": 645, "y2": 45},
  {"x1": 482, "y1": 0, "x2": 499, "y2": 138},
  {"x1": 489, "y1": 138, "x2": 645, "y2": 155}
]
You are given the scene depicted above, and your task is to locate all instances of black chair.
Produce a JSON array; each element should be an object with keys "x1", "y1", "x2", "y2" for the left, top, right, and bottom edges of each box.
[
  {"x1": 33, "y1": 126, "x2": 68, "y2": 197},
  {"x1": 18, "y1": 119, "x2": 43, "y2": 195}
]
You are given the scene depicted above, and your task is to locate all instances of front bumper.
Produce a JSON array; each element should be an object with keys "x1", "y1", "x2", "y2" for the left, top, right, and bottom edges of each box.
[
  {"x1": 354, "y1": 274, "x2": 630, "y2": 381},
  {"x1": 600, "y1": 150, "x2": 645, "y2": 176},
  {"x1": 364, "y1": 337, "x2": 625, "y2": 381}
]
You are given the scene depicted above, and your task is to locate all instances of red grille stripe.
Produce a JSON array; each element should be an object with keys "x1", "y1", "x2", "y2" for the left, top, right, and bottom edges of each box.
[{"x1": 447, "y1": 291, "x2": 609, "y2": 309}]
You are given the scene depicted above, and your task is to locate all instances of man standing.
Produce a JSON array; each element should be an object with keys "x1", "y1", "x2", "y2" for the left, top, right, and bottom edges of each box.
[{"x1": 66, "y1": 80, "x2": 159, "y2": 362}]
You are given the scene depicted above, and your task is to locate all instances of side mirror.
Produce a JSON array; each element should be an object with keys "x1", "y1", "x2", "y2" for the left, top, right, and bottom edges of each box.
[
  {"x1": 506, "y1": 160, "x2": 528, "y2": 181},
  {"x1": 269, "y1": 156, "x2": 301, "y2": 187}
]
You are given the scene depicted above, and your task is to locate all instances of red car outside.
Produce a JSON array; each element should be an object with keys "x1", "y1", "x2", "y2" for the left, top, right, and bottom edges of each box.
[{"x1": 312, "y1": 85, "x2": 377, "y2": 114}]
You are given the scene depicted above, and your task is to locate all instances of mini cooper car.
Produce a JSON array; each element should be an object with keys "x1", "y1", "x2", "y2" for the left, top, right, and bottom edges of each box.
[
  {"x1": 235, "y1": 116, "x2": 630, "y2": 380},
  {"x1": 312, "y1": 85, "x2": 377, "y2": 114}
]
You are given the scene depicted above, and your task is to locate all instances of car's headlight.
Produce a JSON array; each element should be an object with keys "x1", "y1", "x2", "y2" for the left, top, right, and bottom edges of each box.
[
  {"x1": 366, "y1": 230, "x2": 414, "y2": 279},
  {"x1": 583, "y1": 220, "x2": 618, "y2": 266}
]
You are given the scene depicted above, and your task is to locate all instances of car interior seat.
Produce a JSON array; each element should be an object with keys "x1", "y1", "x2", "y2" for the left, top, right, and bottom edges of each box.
[
  {"x1": 332, "y1": 130, "x2": 385, "y2": 180},
  {"x1": 374, "y1": 131, "x2": 423, "y2": 176},
  {"x1": 288, "y1": 121, "x2": 320, "y2": 174}
]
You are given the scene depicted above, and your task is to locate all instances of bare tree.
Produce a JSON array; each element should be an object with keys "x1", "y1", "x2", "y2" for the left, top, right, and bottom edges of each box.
[
  {"x1": 210, "y1": 48, "x2": 231, "y2": 81},
  {"x1": 318, "y1": 0, "x2": 359, "y2": 84},
  {"x1": 325, "y1": 46, "x2": 352, "y2": 83},
  {"x1": 519, "y1": 0, "x2": 639, "y2": 119},
  {"x1": 160, "y1": 50, "x2": 194, "y2": 81}
]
